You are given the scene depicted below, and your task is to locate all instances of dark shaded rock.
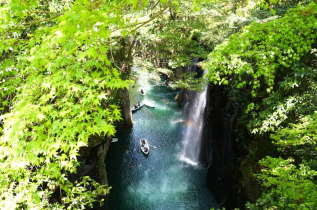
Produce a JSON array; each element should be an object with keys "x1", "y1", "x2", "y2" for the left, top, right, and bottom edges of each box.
[
  {"x1": 175, "y1": 88, "x2": 189, "y2": 106},
  {"x1": 200, "y1": 84, "x2": 245, "y2": 209},
  {"x1": 96, "y1": 141, "x2": 110, "y2": 185},
  {"x1": 76, "y1": 139, "x2": 111, "y2": 210}
]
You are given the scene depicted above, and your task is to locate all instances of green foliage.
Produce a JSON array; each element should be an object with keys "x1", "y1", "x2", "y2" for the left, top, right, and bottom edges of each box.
[
  {"x1": 171, "y1": 72, "x2": 209, "y2": 91},
  {"x1": 0, "y1": 0, "x2": 216, "y2": 208},
  {"x1": 1, "y1": 0, "x2": 316, "y2": 209},
  {"x1": 247, "y1": 52, "x2": 317, "y2": 136},
  {"x1": 205, "y1": 2, "x2": 317, "y2": 96},
  {"x1": 134, "y1": 0, "x2": 211, "y2": 69},
  {"x1": 0, "y1": 0, "x2": 130, "y2": 208},
  {"x1": 247, "y1": 157, "x2": 317, "y2": 209},
  {"x1": 270, "y1": 112, "x2": 317, "y2": 158},
  {"x1": 1, "y1": 0, "x2": 200, "y2": 209},
  {"x1": 134, "y1": 0, "x2": 252, "y2": 90},
  {"x1": 205, "y1": 1, "x2": 317, "y2": 209},
  {"x1": 155, "y1": 67, "x2": 174, "y2": 78}
]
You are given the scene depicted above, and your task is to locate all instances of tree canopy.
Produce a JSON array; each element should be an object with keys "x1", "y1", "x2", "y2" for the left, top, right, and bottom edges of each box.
[
  {"x1": 0, "y1": 0, "x2": 183, "y2": 208},
  {"x1": 205, "y1": 1, "x2": 317, "y2": 208}
]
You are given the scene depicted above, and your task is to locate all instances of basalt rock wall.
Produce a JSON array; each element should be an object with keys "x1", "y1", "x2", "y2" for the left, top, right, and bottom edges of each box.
[
  {"x1": 174, "y1": 59, "x2": 246, "y2": 208},
  {"x1": 201, "y1": 84, "x2": 245, "y2": 209}
]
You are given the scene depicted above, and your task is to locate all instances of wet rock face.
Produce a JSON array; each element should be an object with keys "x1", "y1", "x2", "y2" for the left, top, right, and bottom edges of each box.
[
  {"x1": 175, "y1": 88, "x2": 189, "y2": 106},
  {"x1": 201, "y1": 84, "x2": 245, "y2": 209},
  {"x1": 77, "y1": 141, "x2": 110, "y2": 183}
]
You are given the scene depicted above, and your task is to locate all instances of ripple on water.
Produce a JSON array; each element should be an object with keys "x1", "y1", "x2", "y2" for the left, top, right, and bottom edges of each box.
[{"x1": 128, "y1": 166, "x2": 189, "y2": 202}]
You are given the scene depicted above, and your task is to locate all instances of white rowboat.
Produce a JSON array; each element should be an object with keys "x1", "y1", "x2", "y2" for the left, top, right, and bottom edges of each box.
[{"x1": 140, "y1": 138, "x2": 149, "y2": 155}]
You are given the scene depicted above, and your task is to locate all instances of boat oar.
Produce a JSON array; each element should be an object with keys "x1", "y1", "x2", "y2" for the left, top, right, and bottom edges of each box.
[{"x1": 149, "y1": 145, "x2": 157, "y2": 148}]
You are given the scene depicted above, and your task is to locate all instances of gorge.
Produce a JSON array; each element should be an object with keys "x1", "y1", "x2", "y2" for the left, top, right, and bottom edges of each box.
[
  {"x1": 106, "y1": 68, "x2": 219, "y2": 209},
  {"x1": 1, "y1": 1, "x2": 316, "y2": 209}
]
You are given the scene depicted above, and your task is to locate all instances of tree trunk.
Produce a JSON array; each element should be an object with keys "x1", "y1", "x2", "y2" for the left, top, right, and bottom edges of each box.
[
  {"x1": 117, "y1": 88, "x2": 133, "y2": 128},
  {"x1": 110, "y1": 37, "x2": 135, "y2": 128},
  {"x1": 97, "y1": 140, "x2": 110, "y2": 185}
]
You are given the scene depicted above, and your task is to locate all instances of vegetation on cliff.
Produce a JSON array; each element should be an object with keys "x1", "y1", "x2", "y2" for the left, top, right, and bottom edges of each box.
[
  {"x1": 205, "y1": 1, "x2": 317, "y2": 209},
  {"x1": 0, "y1": 0, "x2": 184, "y2": 208}
]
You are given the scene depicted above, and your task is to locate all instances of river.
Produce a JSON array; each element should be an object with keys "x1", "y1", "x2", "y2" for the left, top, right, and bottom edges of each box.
[{"x1": 106, "y1": 68, "x2": 218, "y2": 210}]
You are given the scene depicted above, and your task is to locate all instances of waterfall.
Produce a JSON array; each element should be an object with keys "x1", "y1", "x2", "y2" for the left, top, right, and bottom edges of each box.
[{"x1": 180, "y1": 77, "x2": 207, "y2": 166}]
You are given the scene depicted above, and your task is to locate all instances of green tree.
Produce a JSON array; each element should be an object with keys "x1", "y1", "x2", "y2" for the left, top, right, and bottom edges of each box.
[
  {"x1": 205, "y1": 1, "x2": 317, "y2": 208},
  {"x1": 0, "y1": 0, "x2": 195, "y2": 208}
]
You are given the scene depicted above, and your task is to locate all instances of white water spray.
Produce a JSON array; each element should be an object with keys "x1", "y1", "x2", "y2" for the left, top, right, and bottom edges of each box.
[{"x1": 180, "y1": 83, "x2": 207, "y2": 166}]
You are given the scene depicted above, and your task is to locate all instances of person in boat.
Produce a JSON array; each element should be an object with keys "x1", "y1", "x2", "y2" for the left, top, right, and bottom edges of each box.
[
  {"x1": 141, "y1": 139, "x2": 145, "y2": 146},
  {"x1": 143, "y1": 147, "x2": 148, "y2": 153},
  {"x1": 138, "y1": 101, "x2": 141, "y2": 106},
  {"x1": 140, "y1": 89, "x2": 144, "y2": 94},
  {"x1": 134, "y1": 104, "x2": 138, "y2": 109}
]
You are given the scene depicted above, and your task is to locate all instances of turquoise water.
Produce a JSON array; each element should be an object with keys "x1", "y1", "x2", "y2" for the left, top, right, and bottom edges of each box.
[{"x1": 106, "y1": 69, "x2": 218, "y2": 210}]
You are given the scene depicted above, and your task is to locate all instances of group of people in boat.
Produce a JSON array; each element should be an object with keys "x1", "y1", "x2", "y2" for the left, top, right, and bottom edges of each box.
[
  {"x1": 133, "y1": 101, "x2": 141, "y2": 109},
  {"x1": 141, "y1": 139, "x2": 148, "y2": 153}
]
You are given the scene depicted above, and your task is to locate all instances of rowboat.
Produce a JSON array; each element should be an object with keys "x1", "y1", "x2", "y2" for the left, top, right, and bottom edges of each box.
[
  {"x1": 131, "y1": 103, "x2": 144, "y2": 112},
  {"x1": 140, "y1": 138, "x2": 149, "y2": 155},
  {"x1": 111, "y1": 138, "x2": 118, "y2": 143},
  {"x1": 144, "y1": 100, "x2": 155, "y2": 108}
]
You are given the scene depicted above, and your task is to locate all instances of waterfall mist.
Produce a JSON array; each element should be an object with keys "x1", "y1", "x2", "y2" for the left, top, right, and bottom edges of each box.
[{"x1": 180, "y1": 81, "x2": 207, "y2": 166}]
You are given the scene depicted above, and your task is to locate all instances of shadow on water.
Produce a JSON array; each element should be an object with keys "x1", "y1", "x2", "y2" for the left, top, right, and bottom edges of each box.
[{"x1": 106, "y1": 68, "x2": 218, "y2": 210}]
